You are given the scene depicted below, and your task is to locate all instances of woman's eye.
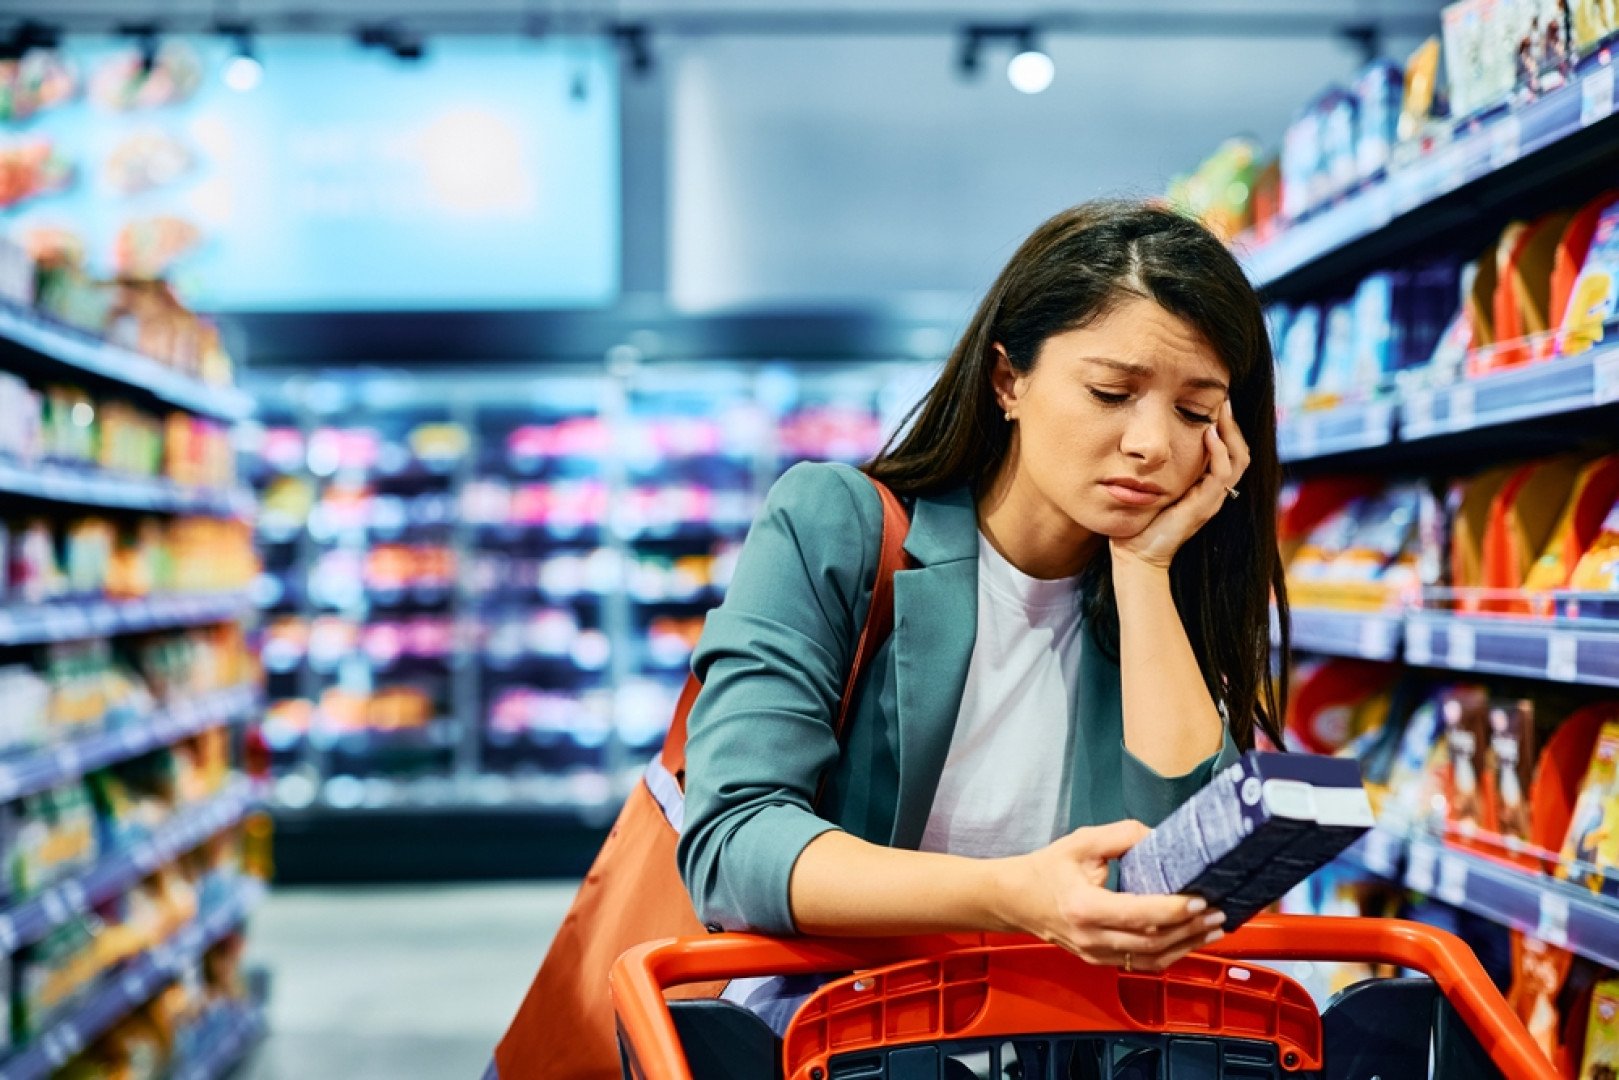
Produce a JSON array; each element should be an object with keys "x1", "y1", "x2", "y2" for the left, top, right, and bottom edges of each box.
[
  {"x1": 1178, "y1": 408, "x2": 1217, "y2": 425},
  {"x1": 1088, "y1": 389, "x2": 1130, "y2": 406}
]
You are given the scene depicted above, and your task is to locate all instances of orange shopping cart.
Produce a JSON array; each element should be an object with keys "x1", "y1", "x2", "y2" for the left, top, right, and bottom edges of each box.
[{"x1": 611, "y1": 914, "x2": 1558, "y2": 1080}]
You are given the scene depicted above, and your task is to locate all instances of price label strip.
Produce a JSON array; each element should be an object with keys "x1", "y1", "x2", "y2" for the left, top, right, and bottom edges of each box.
[
  {"x1": 1448, "y1": 382, "x2": 1477, "y2": 432},
  {"x1": 1408, "y1": 843, "x2": 1438, "y2": 894},
  {"x1": 1407, "y1": 619, "x2": 1434, "y2": 665},
  {"x1": 1583, "y1": 64, "x2": 1617, "y2": 127},
  {"x1": 1596, "y1": 349, "x2": 1619, "y2": 406},
  {"x1": 1358, "y1": 618, "x2": 1395, "y2": 658},
  {"x1": 1489, "y1": 115, "x2": 1523, "y2": 170},
  {"x1": 1436, "y1": 854, "x2": 1469, "y2": 906},
  {"x1": 1537, "y1": 892, "x2": 1571, "y2": 948},
  {"x1": 1447, "y1": 622, "x2": 1477, "y2": 670},
  {"x1": 1548, "y1": 631, "x2": 1579, "y2": 682}
]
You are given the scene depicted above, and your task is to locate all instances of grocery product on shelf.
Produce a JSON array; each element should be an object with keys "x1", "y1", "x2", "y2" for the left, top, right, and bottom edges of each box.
[
  {"x1": 1442, "y1": 0, "x2": 1524, "y2": 120},
  {"x1": 1562, "y1": 720, "x2": 1619, "y2": 896},
  {"x1": 1286, "y1": 481, "x2": 1423, "y2": 610},
  {"x1": 1, "y1": 514, "x2": 256, "y2": 603},
  {"x1": 1572, "y1": 498, "x2": 1619, "y2": 590},
  {"x1": 0, "y1": 51, "x2": 78, "y2": 125},
  {"x1": 1583, "y1": 977, "x2": 1619, "y2": 1078},
  {"x1": 1398, "y1": 36, "x2": 1444, "y2": 142},
  {"x1": 1285, "y1": 657, "x2": 1398, "y2": 753},
  {"x1": 1573, "y1": 0, "x2": 1619, "y2": 53}
]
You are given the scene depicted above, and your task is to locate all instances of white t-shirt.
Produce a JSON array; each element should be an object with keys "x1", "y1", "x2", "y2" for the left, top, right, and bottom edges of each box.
[{"x1": 919, "y1": 531, "x2": 1082, "y2": 858}]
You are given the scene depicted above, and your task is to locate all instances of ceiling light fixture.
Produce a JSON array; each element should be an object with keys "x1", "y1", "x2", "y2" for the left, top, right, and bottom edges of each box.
[
  {"x1": 1006, "y1": 30, "x2": 1054, "y2": 94},
  {"x1": 217, "y1": 21, "x2": 262, "y2": 91}
]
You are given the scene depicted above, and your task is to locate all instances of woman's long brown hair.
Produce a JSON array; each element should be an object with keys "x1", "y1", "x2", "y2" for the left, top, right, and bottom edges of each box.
[{"x1": 865, "y1": 199, "x2": 1290, "y2": 751}]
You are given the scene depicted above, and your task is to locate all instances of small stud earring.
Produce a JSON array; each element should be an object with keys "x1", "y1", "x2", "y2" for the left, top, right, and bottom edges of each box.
[{"x1": 1004, "y1": 411, "x2": 1013, "y2": 422}]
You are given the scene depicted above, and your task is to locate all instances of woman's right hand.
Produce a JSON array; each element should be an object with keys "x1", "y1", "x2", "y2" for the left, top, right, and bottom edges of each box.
[{"x1": 992, "y1": 820, "x2": 1226, "y2": 972}]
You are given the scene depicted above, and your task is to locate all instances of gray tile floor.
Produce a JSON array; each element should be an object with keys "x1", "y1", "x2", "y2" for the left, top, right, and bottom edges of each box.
[{"x1": 238, "y1": 882, "x2": 579, "y2": 1080}]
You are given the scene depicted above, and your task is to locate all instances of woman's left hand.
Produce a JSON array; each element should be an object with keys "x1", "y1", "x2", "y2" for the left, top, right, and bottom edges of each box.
[{"x1": 1111, "y1": 399, "x2": 1249, "y2": 571}]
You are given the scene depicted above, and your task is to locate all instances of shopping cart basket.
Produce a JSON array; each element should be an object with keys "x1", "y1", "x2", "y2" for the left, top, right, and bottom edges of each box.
[{"x1": 610, "y1": 915, "x2": 1556, "y2": 1080}]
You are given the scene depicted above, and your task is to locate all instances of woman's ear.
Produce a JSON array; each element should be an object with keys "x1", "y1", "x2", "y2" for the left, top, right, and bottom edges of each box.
[{"x1": 990, "y1": 343, "x2": 1021, "y2": 417}]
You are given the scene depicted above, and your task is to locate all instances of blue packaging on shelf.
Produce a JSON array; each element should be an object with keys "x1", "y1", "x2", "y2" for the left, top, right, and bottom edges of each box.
[
  {"x1": 1118, "y1": 751, "x2": 1375, "y2": 928},
  {"x1": 1354, "y1": 60, "x2": 1404, "y2": 181},
  {"x1": 1314, "y1": 300, "x2": 1358, "y2": 399},
  {"x1": 1278, "y1": 305, "x2": 1323, "y2": 407},
  {"x1": 1351, "y1": 273, "x2": 1395, "y2": 395}
]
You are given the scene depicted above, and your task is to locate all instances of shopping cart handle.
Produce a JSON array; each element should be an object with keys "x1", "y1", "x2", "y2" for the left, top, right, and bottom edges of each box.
[{"x1": 609, "y1": 914, "x2": 1556, "y2": 1080}]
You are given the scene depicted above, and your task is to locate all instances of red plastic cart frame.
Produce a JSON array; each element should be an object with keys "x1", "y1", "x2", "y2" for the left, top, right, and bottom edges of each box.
[{"x1": 610, "y1": 915, "x2": 1556, "y2": 1080}]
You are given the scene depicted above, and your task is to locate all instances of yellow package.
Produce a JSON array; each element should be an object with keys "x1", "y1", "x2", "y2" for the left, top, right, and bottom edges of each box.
[
  {"x1": 1399, "y1": 36, "x2": 1442, "y2": 141},
  {"x1": 1562, "y1": 721, "x2": 1619, "y2": 890},
  {"x1": 1581, "y1": 977, "x2": 1619, "y2": 1079},
  {"x1": 1570, "y1": 498, "x2": 1619, "y2": 591},
  {"x1": 1572, "y1": 0, "x2": 1619, "y2": 54}
]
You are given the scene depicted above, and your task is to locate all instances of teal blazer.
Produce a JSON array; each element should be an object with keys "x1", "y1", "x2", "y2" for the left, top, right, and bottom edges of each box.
[{"x1": 678, "y1": 462, "x2": 1239, "y2": 934}]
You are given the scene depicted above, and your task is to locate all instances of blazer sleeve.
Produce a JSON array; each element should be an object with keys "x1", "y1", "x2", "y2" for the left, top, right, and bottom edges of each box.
[
  {"x1": 1118, "y1": 724, "x2": 1241, "y2": 827},
  {"x1": 676, "y1": 461, "x2": 885, "y2": 934}
]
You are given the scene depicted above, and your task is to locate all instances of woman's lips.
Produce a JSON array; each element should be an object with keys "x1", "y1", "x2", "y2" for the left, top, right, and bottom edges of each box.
[{"x1": 1100, "y1": 481, "x2": 1163, "y2": 507}]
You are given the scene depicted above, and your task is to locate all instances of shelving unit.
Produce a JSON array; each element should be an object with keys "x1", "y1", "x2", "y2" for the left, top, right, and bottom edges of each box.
[
  {"x1": 0, "y1": 880, "x2": 264, "y2": 1080},
  {"x1": 1345, "y1": 826, "x2": 1619, "y2": 969},
  {"x1": 1243, "y1": 59, "x2": 1619, "y2": 297},
  {"x1": 0, "y1": 593, "x2": 255, "y2": 648},
  {"x1": 0, "y1": 782, "x2": 252, "y2": 953},
  {"x1": 1260, "y1": 49, "x2": 1619, "y2": 978},
  {"x1": 0, "y1": 290, "x2": 268, "y2": 1071},
  {"x1": 245, "y1": 363, "x2": 931, "y2": 878}
]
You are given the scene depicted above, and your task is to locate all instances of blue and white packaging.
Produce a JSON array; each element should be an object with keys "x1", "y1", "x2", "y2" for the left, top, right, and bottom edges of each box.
[{"x1": 1117, "y1": 751, "x2": 1375, "y2": 929}]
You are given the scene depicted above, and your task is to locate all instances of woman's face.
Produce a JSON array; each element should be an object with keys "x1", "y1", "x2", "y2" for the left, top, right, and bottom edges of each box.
[{"x1": 994, "y1": 295, "x2": 1232, "y2": 540}]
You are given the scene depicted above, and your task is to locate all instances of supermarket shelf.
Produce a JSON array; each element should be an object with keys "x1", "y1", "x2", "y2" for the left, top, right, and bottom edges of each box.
[
  {"x1": 0, "y1": 879, "x2": 264, "y2": 1080},
  {"x1": 1344, "y1": 825, "x2": 1619, "y2": 970},
  {"x1": 0, "y1": 304, "x2": 254, "y2": 423},
  {"x1": 1277, "y1": 399, "x2": 1397, "y2": 462},
  {"x1": 0, "y1": 685, "x2": 260, "y2": 804},
  {"x1": 1287, "y1": 607, "x2": 1402, "y2": 661},
  {"x1": 172, "y1": 1007, "x2": 266, "y2": 1080},
  {"x1": 0, "y1": 783, "x2": 252, "y2": 953},
  {"x1": 0, "y1": 460, "x2": 253, "y2": 517},
  {"x1": 1243, "y1": 67, "x2": 1619, "y2": 294},
  {"x1": 1273, "y1": 348, "x2": 1619, "y2": 462},
  {"x1": 1284, "y1": 605, "x2": 1619, "y2": 687},
  {"x1": 1405, "y1": 610, "x2": 1619, "y2": 687},
  {"x1": 0, "y1": 592, "x2": 254, "y2": 646},
  {"x1": 1401, "y1": 349, "x2": 1619, "y2": 442}
]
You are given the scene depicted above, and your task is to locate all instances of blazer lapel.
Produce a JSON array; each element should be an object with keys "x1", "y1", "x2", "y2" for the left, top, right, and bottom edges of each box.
[
  {"x1": 1068, "y1": 619, "x2": 1123, "y2": 830},
  {"x1": 888, "y1": 486, "x2": 979, "y2": 849}
]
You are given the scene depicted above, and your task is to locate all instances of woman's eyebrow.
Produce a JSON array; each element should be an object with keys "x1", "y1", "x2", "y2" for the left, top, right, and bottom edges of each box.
[{"x1": 1079, "y1": 355, "x2": 1228, "y2": 393}]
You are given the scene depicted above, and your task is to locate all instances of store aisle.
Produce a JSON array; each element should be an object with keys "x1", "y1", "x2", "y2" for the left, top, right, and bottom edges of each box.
[{"x1": 240, "y1": 883, "x2": 577, "y2": 1079}]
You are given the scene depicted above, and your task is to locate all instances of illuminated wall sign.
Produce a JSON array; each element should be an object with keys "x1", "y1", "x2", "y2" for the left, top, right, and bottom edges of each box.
[{"x1": 1, "y1": 36, "x2": 621, "y2": 311}]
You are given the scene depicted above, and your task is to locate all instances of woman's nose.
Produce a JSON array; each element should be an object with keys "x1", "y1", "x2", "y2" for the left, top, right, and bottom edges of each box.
[{"x1": 1119, "y1": 407, "x2": 1171, "y2": 467}]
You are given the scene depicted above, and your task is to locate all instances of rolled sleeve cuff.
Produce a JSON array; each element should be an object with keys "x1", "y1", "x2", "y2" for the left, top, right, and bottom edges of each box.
[
  {"x1": 1119, "y1": 726, "x2": 1240, "y2": 827},
  {"x1": 701, "y1": 805, "x2": 844, "y2": 935}
]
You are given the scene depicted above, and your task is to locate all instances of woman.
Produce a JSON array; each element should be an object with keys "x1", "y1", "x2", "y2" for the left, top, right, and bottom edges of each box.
[{"x1": 678, "y1": 200, "x2": 1291, "y2": 1005}]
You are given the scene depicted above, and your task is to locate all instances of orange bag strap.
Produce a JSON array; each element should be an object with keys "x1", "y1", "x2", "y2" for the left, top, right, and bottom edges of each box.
[{"x1": 658, "y1": 476, "x2": 912, "y2": 789}]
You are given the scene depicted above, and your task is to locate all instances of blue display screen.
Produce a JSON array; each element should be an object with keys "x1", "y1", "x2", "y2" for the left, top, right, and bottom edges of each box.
[{"x1": 2, "y1": 36, "x2": 621, "y2": 312}]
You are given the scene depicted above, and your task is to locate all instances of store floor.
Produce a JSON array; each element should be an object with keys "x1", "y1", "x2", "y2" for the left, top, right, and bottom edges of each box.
[{"x1": 240, "y1": 882, "x2": 578, "y2": 1079}]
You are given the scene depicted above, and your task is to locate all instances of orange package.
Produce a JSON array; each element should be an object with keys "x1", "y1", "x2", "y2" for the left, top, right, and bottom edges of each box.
[
  {"x1": 1479, "y1": 456, "x2": 1585, "y2": 611},
  {"x1": 1526, "y1": 455, "x2": 1619, "y2": 592}
]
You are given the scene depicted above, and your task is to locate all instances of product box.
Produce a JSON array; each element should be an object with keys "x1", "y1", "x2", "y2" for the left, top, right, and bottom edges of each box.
[
  {"x1": 1571, "y1": 0, "x2": 1619, "y2": 53},
  {"x1": 1485, "y1": 698, "x2": 1537, "y2": 843},
  {"x1": 1444, "y1": 0, "x2": 1520, "y2": 117},
  {"x1": 1508, "y1": 0, "x2": 1574, "y2": 94},
  {"x1": 1355, "y1": 61, "x2": 1404, "y2": 181},
  {"x1": 1582, "y1": 977, "x2": 1619, "y2": 1079},
  {"x1": 1559, "y1": 201, "x2": 1619, "y2": 356},
  {"x1": 1117, "y1": 751, "x2": 1374, "y2": 928},
  {"x1": 1561, "y1": 719, "x2": 1619, "y2": 895},
  {"x1": 1442, "y1": 685, "x2": 1492, "y2": 835}
]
